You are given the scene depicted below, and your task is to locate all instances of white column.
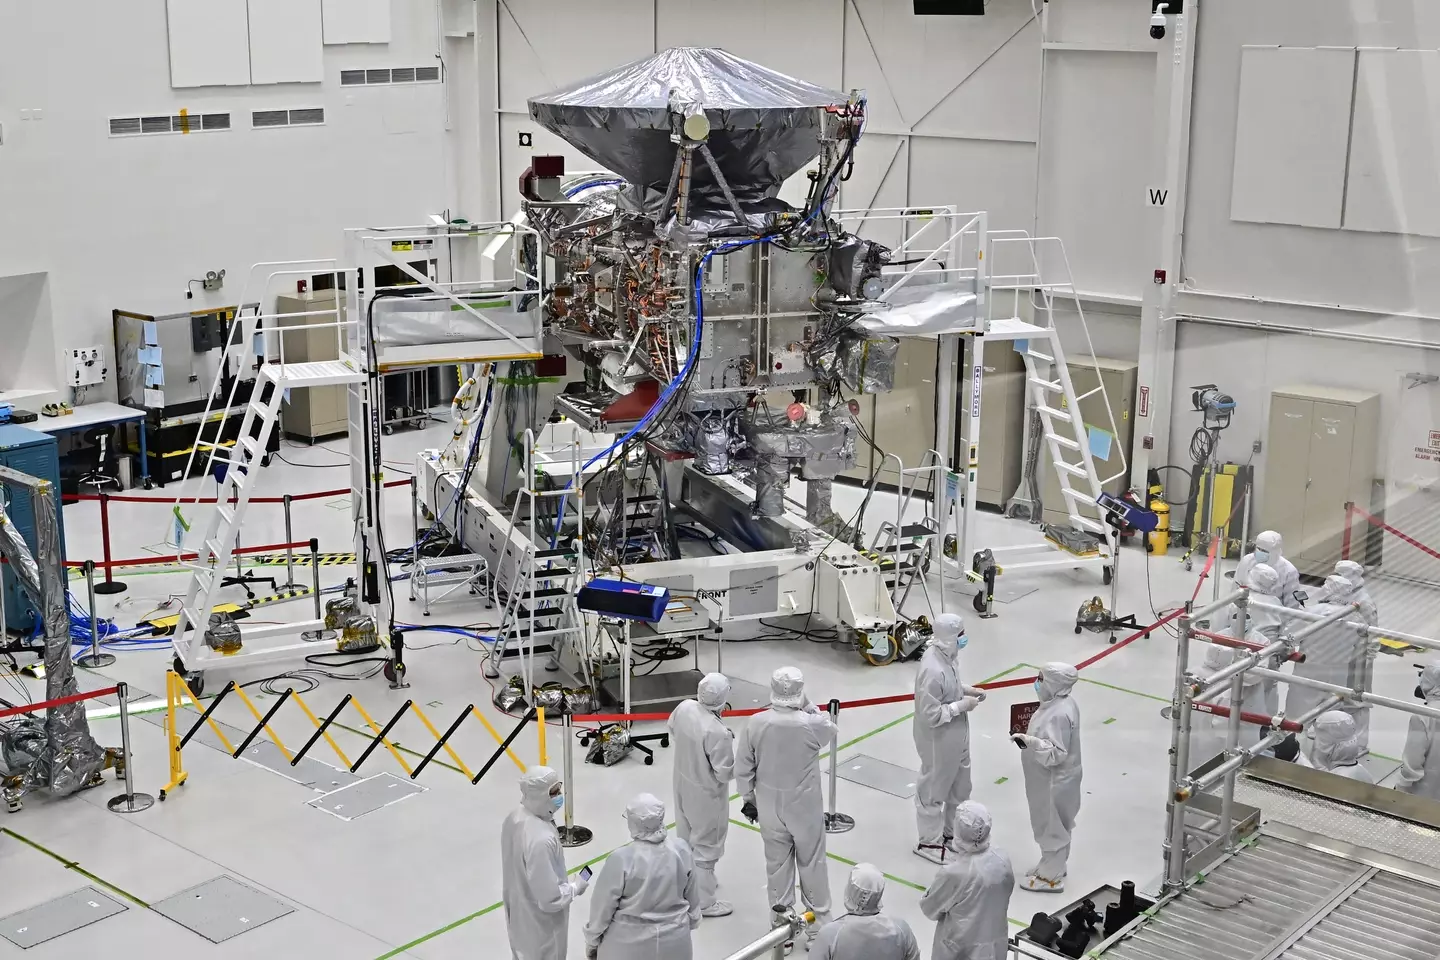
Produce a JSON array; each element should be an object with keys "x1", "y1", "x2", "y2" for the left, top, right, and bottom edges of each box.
[{"x1": 1131, "y1": 2, "x2": 1200, "y2": 492}]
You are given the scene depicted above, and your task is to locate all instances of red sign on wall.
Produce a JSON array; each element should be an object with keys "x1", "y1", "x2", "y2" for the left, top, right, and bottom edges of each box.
[{"x1": 1138, "y1": 385, "x2": 1151, "y2": 419}]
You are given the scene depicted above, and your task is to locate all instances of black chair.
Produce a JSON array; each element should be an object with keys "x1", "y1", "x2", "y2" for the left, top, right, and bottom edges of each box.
[{"x1": 78, "y1": 426, "x2": 122, "y2": 494}]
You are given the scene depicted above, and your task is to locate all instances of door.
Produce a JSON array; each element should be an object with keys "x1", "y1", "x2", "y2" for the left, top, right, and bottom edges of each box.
[
  {"x1": 1262, "y1": 395, "x2": 1314, "y2": 559},
  {"x1": 872, "y1": 338, "x2": 937, "y2": 487},
  {"x1": 1300, "y1": 401, "x2": 1356, "y2": 566}
]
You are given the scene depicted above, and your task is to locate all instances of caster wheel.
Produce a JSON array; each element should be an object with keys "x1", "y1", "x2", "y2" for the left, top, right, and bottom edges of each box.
[
  {"x1": 1074, "y1": 626, "x2": 1082, "y2": 635},
  {"x1": 143, "y1": 478, "x2": 154, "y2": 491},
  {"x1": 580, "y1": 736, "x2": 591, "y2": 747},
  {"x1": 660, "y1": 736, "x2": 670, "y2": 748},
  {"x1": 158, "y1": 790, "x2": 167, "y2": 802},
  {"x1": 972, "y1": 592, "x2": 987, "y2": 613},
  {"x1": 1102, "y1": 566, "x2": 1113, "y2": 586},
  {"x1": 384, "y1": 425, "x2": 394, "y2": 436},
  {"x1": 1184, "y1": 559, "x2": 1193, "y2": 572},
  {"x1": 383, "y1": 663, "x2": 397, "y2": 683},
  {"x1": 423, "y1": 611, "x2": 430, "y2": 617},
  {"x1": 644, "y1": 755, "x2": 653, "y2": 766}
]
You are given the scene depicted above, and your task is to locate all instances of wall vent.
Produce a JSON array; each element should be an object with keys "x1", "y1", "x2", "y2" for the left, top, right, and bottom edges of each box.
[
  {"x1": 338, "y1": 65, "x2": 442, "y2": 85},
  {"x1": 109, "y1": 113, "x2": 231, "y2": 137},
  {"x1": 288, "y1": 107, "x2": 325, "y2": 125},
  {"x1": 252, "y1": 108, "x2": 326, "y2": 128}
]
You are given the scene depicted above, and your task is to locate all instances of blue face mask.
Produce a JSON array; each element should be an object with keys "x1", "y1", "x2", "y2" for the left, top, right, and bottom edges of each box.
[
  {"x1": 956, "y1": 633, "x2": 968, "y2": 651},
  {"x1": 1254, "y1": 549, "x2": 1270, "y2": 563},
  {"x1": 552, "y1": 793, "x2": 565, "y2": 811},
  {"x1": 1034, "y1": 679, "x2": 1044, "y2": 698}
]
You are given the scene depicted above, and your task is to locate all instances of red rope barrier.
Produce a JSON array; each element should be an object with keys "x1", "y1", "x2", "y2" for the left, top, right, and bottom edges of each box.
[
  {"x1": 63, "y1": 540, "x2": 310, "y2": 570},
  {"x1": 1348, "y1": 502, "x2": 1440, "y2": 563},
  {"x1": 1192, "y1": 700, "x2": 1302, "y2": 733},
  {"x1": 64, "y1": 478, "x2": 409, "y2": 506},
  {"x1": 0, "y1": 686, "x2": 119, "y2": 720}
]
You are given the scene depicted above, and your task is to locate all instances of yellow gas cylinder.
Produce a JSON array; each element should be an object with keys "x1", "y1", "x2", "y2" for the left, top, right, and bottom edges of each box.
[{"x1": 1149, "y1": 499, "x2": 1170, "y2": 556}]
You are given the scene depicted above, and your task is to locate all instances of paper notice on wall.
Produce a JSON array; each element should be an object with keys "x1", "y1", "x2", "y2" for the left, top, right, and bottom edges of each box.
[
  {"x1": 144, "y1": 365, "x2": 164, "y2": 387},
  {"x1": 1087, "y1": 425, "x2": 1114, "y2": 462},
  {"x1": 137, "y1": 345, "x2": 161, "y2": 365},
  {"x1": 143, "y1": 320, "x2": 159, "y2": 345},
  {"x1": 143, "y1": 388, "x2": 165, "y2": 408}
]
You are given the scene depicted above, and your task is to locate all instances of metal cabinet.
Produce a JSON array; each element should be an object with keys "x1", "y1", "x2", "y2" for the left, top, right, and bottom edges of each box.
[
  {"x1": 1261, "y1": 385, "x2": 1379, "y2": 577},
  {"x1": 870, "y1": 338, "x2": 938, "y2": 488},
  {"x1": 276, "y1": 291, "x2": 348, "y2": 441},
  {"x1": 0, "y1": 425, "x2": 63, "y2": 631},
  {"x1": 1041, "y1": 357, "x2": 1137, "y2": 529},
  {"x1": 963, "y1": 338, "x2": 1027, "y2": 509}
]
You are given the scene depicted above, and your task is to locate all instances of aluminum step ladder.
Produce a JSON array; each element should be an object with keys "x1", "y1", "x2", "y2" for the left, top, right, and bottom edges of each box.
[
  {"x1": 171, "y1": 359, "x2": 365, "y2": 657},
  {"x1": 482, "y1": 430, "x2": 585, "y2": 691}
]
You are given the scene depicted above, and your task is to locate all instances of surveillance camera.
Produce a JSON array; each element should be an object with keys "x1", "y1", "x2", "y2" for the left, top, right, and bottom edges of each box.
[{"x1": 1151, "y1": 4, "x2": 1167, "y2": 40}]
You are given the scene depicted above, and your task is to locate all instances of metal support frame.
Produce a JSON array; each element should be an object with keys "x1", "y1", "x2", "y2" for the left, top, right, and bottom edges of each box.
[{"x1": 1162, "y1": 586, "x2": 1440, "y2": 893}]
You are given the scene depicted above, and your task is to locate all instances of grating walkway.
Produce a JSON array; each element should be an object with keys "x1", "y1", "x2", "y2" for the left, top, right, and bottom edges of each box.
[{"x1": 1101, "y1": 836, "x2": 1440, "y2": 960}]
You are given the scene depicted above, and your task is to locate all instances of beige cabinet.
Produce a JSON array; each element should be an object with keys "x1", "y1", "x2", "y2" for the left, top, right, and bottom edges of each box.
[
  {"x1": 276, "y1": 291, "x2": 348, "y2": 441},
  {"x1": 1041, "y1": 357, "x2": 1137, "y2": 529},
  {"x1": 1260, "y1": 385, "x2": 1379, "y2": 576},
  {"x1": 963, "y1": 339, "x2": 1027, "y2": 508},
  {"x1": 870, "y1": 338, "x2": 938, "y2": 488}
]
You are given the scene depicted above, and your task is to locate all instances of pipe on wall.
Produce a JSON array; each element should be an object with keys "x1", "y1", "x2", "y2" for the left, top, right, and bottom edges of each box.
[{"x1": 1174, "y1": 312, "x2": 1440, "y2": 353}]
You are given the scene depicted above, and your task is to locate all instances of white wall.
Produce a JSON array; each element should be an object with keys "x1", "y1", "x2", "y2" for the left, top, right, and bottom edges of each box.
[
  {"x1": 483, "y1": 0, "x2": 1043, "y2": 236},
  {"x1": 0, "y1": 2, "x2": 454, "y2": 403},
  {"x1": 1167, "y1": 0, "x2": 1440, "y2": 545}
]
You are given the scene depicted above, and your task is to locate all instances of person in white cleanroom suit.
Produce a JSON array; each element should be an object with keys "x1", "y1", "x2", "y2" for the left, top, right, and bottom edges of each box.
[
  {"x1": 1234, "y1": 530, "x2": 1302, "y2": 607},
  {"x1": 809, "y1": 863, "x2": 921, "y2": 960},
  {"x1": 1332, "y1": 560, "x2": 1378, "y2": 626},
  {"x1": 1012, "y1": 663, "x2": 1082, "y2": 892},
  {"x1": 667, "y1": 672, "x2": 736, "y2": 917},
  {"x1": 1285, "y1": 575, "x2": 1366, "y2": 719},
  {"x1": 736, "y1": 666, "x2": 836, "y2": 939},
  {"x1": 583, "y1": 793, "x2": 700, "y2": 960},
  {"x1": 1299, "y1": 711, "x2": 1374, "y2": 782},
  {"x1": 501, "y1": 766, "x2": 588, "y2": 960},
  {"x1": 1398, "y1": 664, "x2": 1440, "y2": 800},
  {"x1": 1194, "y1": 629, "x2": 1272, "y2": 757},
  {"x1": 912, "y1": 613, "x2": 986, "y2": 864},
  {"x1": 1245, "y1": 563, "x2": 1289, "y2": 717},
  {"x1": 919, "y1": 801, "x2": 1015, "y2": 960}
]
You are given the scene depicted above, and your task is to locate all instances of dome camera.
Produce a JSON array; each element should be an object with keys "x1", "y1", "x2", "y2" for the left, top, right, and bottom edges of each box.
[{"x1": 1150, "y1": 3, "x2": 1168, "y2": 40}]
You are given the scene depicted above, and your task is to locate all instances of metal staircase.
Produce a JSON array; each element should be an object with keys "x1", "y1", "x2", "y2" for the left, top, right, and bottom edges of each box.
[
  {"x1": 482, "y1": 431, "x2": 585, "y2": 691},
  {"x1": 169, "y1": 265, "x2": 364, "y2": 674},
  {"x1": 957, "y1": 231, "x2": 1128, "y2": 578}
]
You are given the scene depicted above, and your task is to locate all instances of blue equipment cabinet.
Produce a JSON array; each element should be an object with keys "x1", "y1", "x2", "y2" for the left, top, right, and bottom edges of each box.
[{"x1": 0, "y1": 425, "x2": 65, "y2": 633}]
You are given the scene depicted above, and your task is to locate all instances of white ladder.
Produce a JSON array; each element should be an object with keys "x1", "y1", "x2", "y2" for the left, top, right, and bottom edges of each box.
[
  {"x1": 483, "y1": 431, "x2": 585, "y2": 692},
  {"x1": 1021, "y1": 328, "x2": 1112, "y2": 541},
  {"x1": 171, "y1": 357, "x2": 363, "y2": 666}
]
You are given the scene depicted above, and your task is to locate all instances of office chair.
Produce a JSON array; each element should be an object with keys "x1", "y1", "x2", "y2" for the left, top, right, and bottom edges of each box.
[{"x1": 78, "y1": 426, "x2": 122, "y2": 494}]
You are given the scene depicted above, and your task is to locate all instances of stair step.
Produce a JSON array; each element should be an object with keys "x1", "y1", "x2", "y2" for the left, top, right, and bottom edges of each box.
[
  {"x1": 1037, "y1": 404, "x2": 1072, "y2": 423},
  {"x1": 1071, "y1": 515, "x2": 1108, "y2": 535},
  {"x1": 515, "y1": 605, "x2": 565, "y2": 620},
  {"x1": 532, "y1": 548, "x2": 573, "y2": 561},
  {"x1": 1045, "y1": 432, "x2": 1081, "y2": 452},
  {"x1": 264, "y1": 359, "x2": 364, "y2": 387},
  {"x1": 898, "y1": 523, "x2": 935, "y2": 539},
  {"x1": 508, "y1": 625, "x2": 582, "y2": 640},
  {"x1": 1054, "y1": 461, "x2": 1089, "y2": 479},
  {"x1": 1061, "y1": 489, "x2": 1097, "y2": 506},
  {"x1": 523, "y1": 586, "x2": 570, "y2": 600},
  {"x1": 530, "y1": 567, "x2": 574, "y2": 581},
  {"x1": 1027, "y1": 376, "x2": 1063, "y2": 393},
  {"x1": 239, "y1": 435, "x2": 260, "y2": 459},
  {"x1": 1027, "y1": 351, "x2": 1055, "y2": 363},
  {"x1": 497, "y1": 642, "x2": 556, "y2": 661}
]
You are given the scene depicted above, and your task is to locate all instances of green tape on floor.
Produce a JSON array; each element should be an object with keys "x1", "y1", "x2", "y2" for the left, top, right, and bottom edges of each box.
[
  {"x1": 1104, "y1": 717, "x2": 1117, "y2": 724},
  {"x1": 994, "y1": 776, "x2": 1009, "y2": 784},
  {"x1": 374, "y1": 900, "x2": 504, "y2": 959},
  {"x1": 0, "y1": 827, "x2": 151, "y2": 908},
  {"x1": 1022, "y1": 663, "x2": 1169, "y2": 703}
]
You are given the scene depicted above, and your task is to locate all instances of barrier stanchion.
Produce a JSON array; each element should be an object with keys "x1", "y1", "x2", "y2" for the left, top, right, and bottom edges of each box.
[
  {"x1": 76, "y1": 560, "x2": 116, "y2": 669},
  {"x1": 557, "y1": 700, "x2": 592, "y2": 847},
  {"x1": 94, "y1": 492, "x2": 127, "y2": 595},
  {"x1": 281, "y1": 494, "x2": 297, "y2": 589},
  {"x1": 107, "y1": 682, "x2": 154, "y2": 814},
  {"x1": 822, "y1": 698, "x2": 854, "y2": 834}
]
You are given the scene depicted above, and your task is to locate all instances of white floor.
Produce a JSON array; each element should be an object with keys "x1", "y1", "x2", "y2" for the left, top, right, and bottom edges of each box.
[{"x1": 1, "y1": 420, "x2": 1433, "y2": 958}]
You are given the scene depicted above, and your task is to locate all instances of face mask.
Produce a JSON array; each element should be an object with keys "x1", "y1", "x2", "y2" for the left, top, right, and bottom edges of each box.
[
  {"x1": 552, "y1": 793, "x2": 565, "y2": 811},
  {"x1": 956, "y1": 633, "x2": 969, "y2": 651},
  {"x1": 1254, "y1": 549, "x2": 1270, "y2": 563},
  {"x1": 1034, "y1": 679, "x2": 1044, "y2": 698},
  {"x1": 1419, "y1": 685, "x2": 1428, "y2": 701}
]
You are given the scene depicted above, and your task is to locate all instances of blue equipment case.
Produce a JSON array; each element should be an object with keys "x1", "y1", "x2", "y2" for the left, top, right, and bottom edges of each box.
[{"x1": 0, "y1": 425, "x2": 65, "y2": 633}]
